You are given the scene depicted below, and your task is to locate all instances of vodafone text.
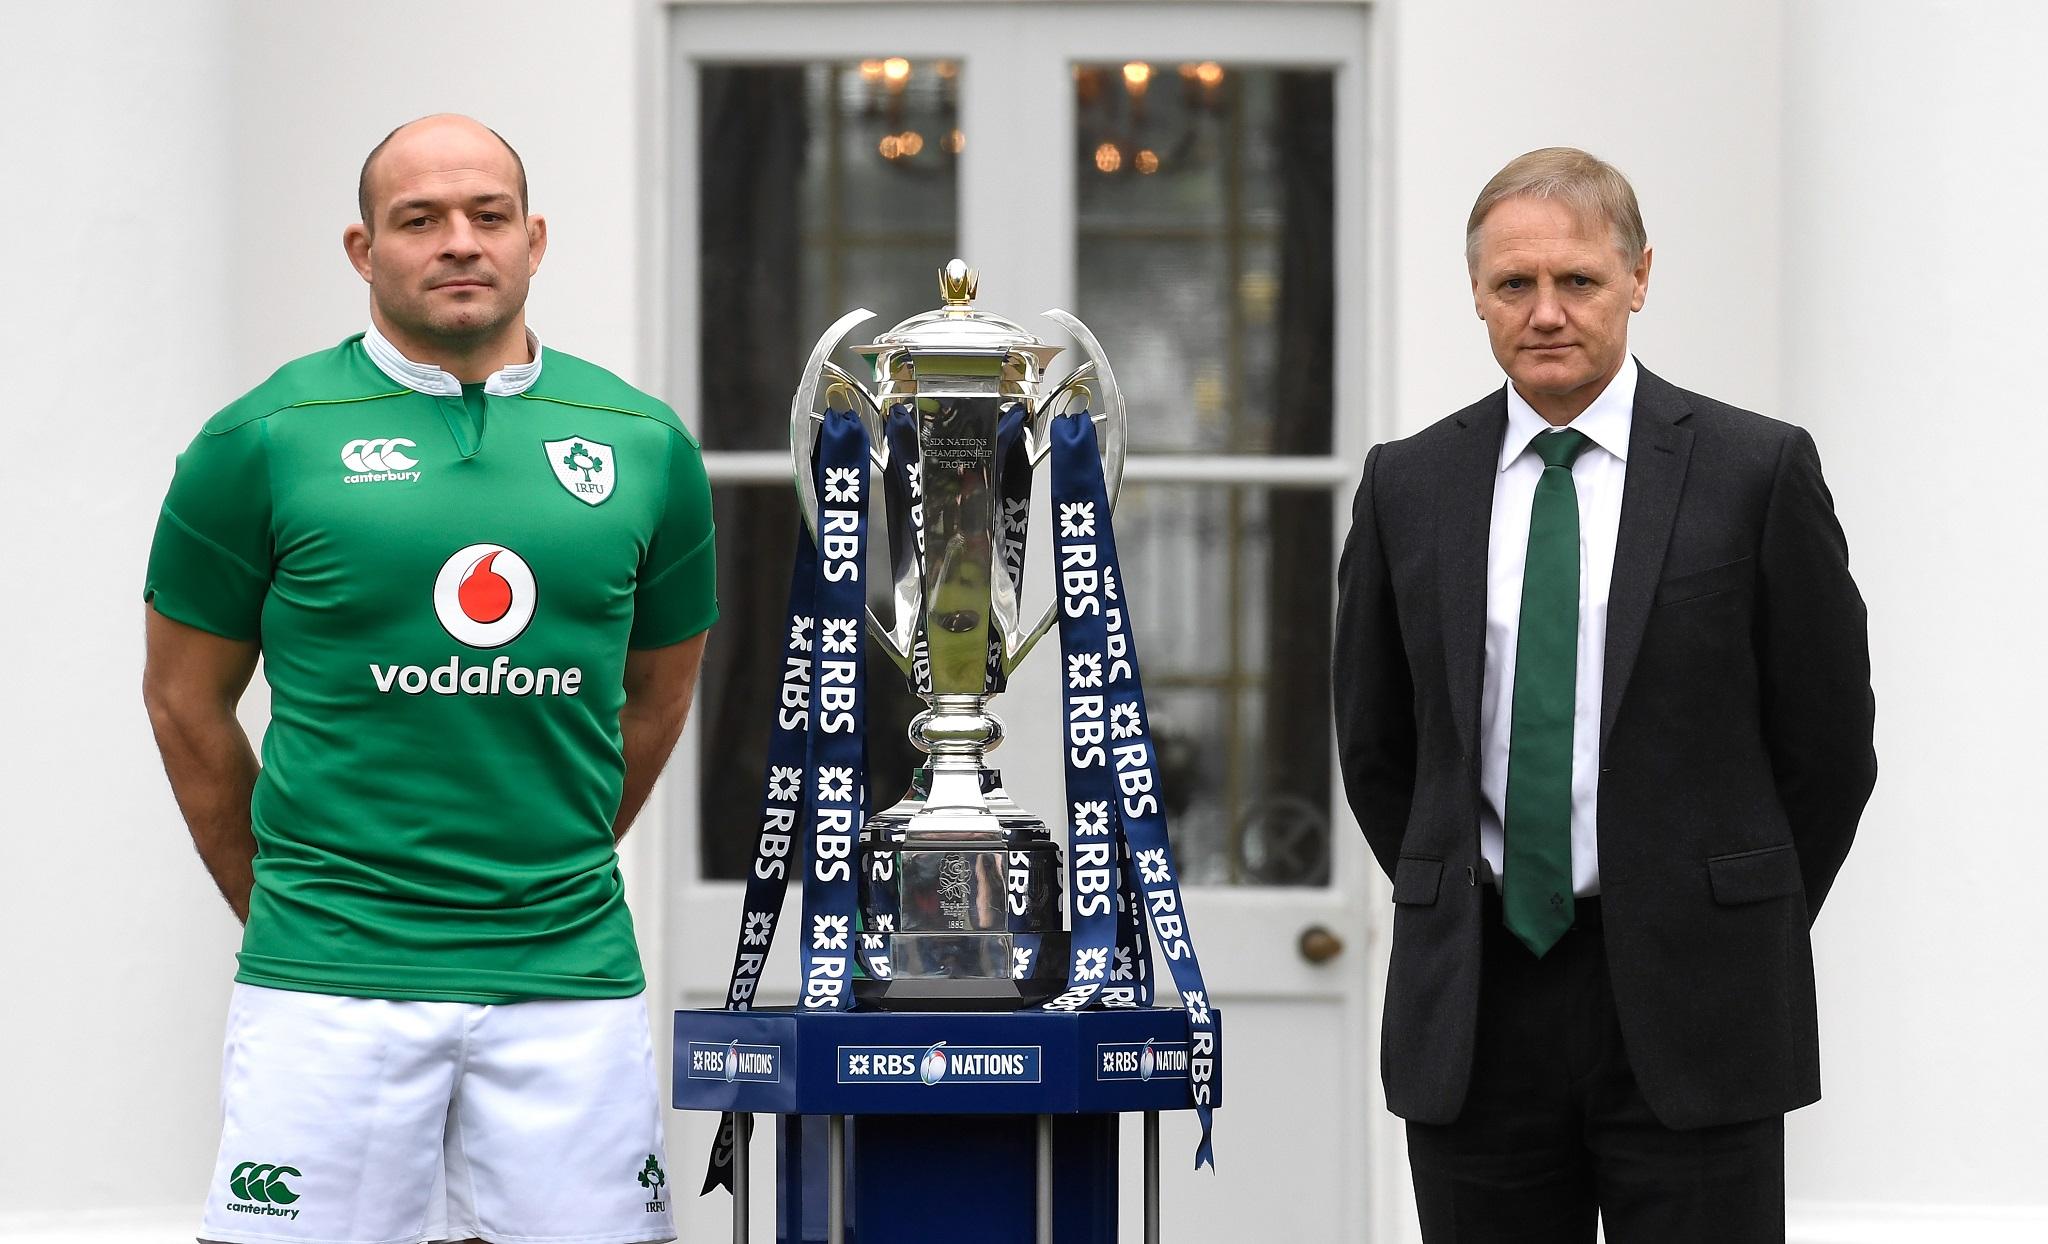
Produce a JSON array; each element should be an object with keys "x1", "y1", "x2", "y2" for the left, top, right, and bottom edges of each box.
[{"x1": 369, "y1": 656, "x2": 583, "y2": 697}]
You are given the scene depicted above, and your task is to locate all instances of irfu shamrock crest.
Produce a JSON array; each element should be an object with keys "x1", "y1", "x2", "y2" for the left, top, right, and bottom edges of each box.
[{"x1": 544, "y1": 436, "x2": 616, "y2": 507}]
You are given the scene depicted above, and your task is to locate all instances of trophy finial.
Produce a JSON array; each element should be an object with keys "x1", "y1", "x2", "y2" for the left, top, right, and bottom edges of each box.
[{"x1": 939, "y1": 258, "x2": 978, "y2": 306}]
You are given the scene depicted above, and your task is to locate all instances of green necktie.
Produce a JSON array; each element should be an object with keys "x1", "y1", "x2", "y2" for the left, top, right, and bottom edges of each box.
[{"x1": 1503, "y1": 428, "x2": 1594, "y2": 957}]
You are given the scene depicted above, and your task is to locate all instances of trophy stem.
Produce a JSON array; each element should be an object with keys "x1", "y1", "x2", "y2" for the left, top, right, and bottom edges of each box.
[
  {"x1": 859, "y1": 686, "x2": 1068, "y2": 1009},
  {"x1": 907, "y1": 692, "x2": 1005, "y2": 770}
]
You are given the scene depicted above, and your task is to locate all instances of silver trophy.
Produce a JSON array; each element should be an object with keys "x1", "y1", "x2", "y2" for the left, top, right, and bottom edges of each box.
[{"x1": 791, "y1": 260, "x2": 1126, "y2": 1009}]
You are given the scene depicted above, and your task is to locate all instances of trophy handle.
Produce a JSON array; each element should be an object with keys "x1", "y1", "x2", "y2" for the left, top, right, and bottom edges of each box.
[
  {"x1": 992, "y1": 309, "x2": 1129, "y2": 675},
  {"x1": 789, "y1": 309, "x2": 922, "y2": 673},
  {"x1": 790, "y1": 307, "x2": 880, "y2": 540}
]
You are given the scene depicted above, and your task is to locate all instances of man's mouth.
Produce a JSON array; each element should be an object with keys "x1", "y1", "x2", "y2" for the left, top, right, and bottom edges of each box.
[{"x1": 432, "y1": 278, "x2": 493, "y2": 290}]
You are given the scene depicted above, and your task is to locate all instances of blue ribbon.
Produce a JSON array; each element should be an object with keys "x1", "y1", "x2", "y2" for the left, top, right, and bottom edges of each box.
[
  {"x1": 1039, "y1": 411, "x2": 1220, "y2": 1170},
  {"x1": 988, "y1": 404, "x2": 1032, "y2": 694},
  {"x1": 701, "y1": 409, "x2": 869, "y2": 1194},
  {"x1": 880, "y1": 406, "x2": 929, "y2": 695},
  {"x1": 796, "y1": 410, "x2": 869, "y2": 1013}
]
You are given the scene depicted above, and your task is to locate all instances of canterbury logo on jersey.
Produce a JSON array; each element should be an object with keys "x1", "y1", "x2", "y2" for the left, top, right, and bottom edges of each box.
[
  {"x1": 341, "y1": 437, "x2": 422, "y2": 484},
  {"x1": 224, "y1": 1160, "x2": 304, "y2": 1220},
  {"x1": 368, "y1": 544, "x2": 584, "y2": 697}
]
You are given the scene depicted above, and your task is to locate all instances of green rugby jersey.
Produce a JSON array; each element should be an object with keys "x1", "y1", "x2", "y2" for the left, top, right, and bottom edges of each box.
[{"x1": 145, "y1": 330, "x2": 716, "y2": 1002}]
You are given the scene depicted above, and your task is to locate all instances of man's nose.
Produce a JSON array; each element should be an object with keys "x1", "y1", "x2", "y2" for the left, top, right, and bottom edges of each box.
[
  {"x1": 441, "y1": 215, "x2": 484, "y2": 259},
  {"x1": 1529, "y1": 283, "x2": 1566, "y2": 330}
]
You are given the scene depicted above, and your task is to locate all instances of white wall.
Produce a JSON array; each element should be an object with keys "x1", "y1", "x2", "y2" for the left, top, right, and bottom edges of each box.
[
  {"x1": 220, "y1": 0, "x2": 650, "y2": 394},
  {"x1": 2, "y1": 0, "x2": 2042, "y2": 1238},
  {"x1": 1779, "y1": 0, "x2": 2048, "y2": 1234},
  {"x1": 1385, "y1": 0, "x2": 1784, "y2": 440},
  {"x1": 0, "y1": 0, "x2": 655, "y2": 1234},
  {"x1": 0, "y1": 0, "x2": 240, "y2": 1222}
]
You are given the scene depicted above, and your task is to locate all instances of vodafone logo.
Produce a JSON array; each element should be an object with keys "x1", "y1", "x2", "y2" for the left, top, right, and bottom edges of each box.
[
  {"x1": 433, "y1": 544, "x2": 537, "y2": 648},
  {"x1": 341, "y1": 437, "x2": 422, "y2": 484},
  {"x1": 370, "y1": 544, "x2": 579, "y2": 697}
]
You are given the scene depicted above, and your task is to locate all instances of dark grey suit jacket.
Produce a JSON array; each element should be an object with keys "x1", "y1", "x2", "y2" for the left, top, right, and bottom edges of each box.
[{"x1": 1332, "y1": 362, "x2": 1877, "y2": 1129}]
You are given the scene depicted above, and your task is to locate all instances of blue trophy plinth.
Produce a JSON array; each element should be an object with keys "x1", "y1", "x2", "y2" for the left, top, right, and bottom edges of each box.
[{"x1": 675, "y1": 1006, "x2": 1221, "y2": 1243}]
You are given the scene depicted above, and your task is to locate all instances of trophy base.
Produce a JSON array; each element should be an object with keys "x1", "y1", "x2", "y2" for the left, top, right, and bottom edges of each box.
[
  {"x1": 855, "y1": 931, "x2": 1072, "y2": 1011},
  {"x1": 857, "y1": 764, "x2": 1071, "y2": 1011}
]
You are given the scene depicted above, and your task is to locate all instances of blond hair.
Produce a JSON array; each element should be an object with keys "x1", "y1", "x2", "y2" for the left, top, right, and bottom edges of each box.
[{"x1": 1465, "y1": 147, "x2": 1647, "y2": 269}]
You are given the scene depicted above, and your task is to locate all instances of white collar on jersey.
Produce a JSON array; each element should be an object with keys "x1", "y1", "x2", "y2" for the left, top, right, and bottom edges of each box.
[{"x1": 362, "y1": 321, "x2": 545, "y2": 397}]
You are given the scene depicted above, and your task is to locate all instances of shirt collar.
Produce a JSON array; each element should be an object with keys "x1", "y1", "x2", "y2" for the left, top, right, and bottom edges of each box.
[
  {"x1": 1499, "y1": 354, "x2": 1637, "y2": 472},
  {"x1": 362, "y1": 321, "x2": 545, "y2": 397}
]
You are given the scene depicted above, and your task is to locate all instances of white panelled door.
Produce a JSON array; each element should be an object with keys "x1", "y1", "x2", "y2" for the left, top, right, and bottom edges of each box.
[{"x1": 658, "y1": 5, "x2": 1408, "y2": 1240}]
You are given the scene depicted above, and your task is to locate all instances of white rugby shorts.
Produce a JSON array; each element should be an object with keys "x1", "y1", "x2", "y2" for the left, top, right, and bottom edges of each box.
[{"x1": 198, "y1": 984, "x2": 676, "y2": 1244}]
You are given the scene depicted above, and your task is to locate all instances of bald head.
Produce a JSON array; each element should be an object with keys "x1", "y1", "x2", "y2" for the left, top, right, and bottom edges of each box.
[
  {"x1": 342, "y1": 113, "x2": 547, "y2": 376},
  {"x1": 357, "y1": 114, "x2": 529, "y2": 234}
]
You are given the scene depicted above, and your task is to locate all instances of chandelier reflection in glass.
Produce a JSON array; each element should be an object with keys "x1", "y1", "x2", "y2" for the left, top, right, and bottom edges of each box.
[
  {"x1": 1075, "y1": 60, "x2": 1229, "y2": 179},
  {"x1": 850, "y1": 58, "x2": 965, "y2": 170}
]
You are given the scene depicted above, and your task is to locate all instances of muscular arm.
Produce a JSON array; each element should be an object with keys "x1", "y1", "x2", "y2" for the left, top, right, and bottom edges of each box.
[
  {"x1": 1332, "y1": 444, "x2": 1418, "y2": 880},
  {"x1": 142, "y1": 608, "x2": 262, "y2": 923},
  {"x1": 1756, "y1": 427, "x2": 1878, "y2": 920},
  {"x1": 614, "y1": 632, "x2": 710, "y2": 841}
]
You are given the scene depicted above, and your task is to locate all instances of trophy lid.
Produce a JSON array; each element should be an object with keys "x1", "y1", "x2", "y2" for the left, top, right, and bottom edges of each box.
[{"x1": 861, "y1": 260, "x2": 1064, "y2": 370}]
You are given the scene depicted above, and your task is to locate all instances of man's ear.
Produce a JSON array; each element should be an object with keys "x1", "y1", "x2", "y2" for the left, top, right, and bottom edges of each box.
[
  {"x1": 343, "y1": 222, "x2": 374, "y2": 283},
  {"x1": 526, "y1": 213, "x2": 548, "y2": 276},
  {"x1": 1630, "y1": 245, "x2": 1653, "y2": 313}
]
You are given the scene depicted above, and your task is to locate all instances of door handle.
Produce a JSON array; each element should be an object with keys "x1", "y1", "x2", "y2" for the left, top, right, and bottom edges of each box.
[{"x1": 1298, "y1": 924, "x2": 1344, "y2": 964}]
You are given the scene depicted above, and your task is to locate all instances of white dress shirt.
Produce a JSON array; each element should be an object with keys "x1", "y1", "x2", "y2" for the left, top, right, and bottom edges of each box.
[{"x1": 1478, "y1": 355, "x2": 1636, "y2": 898}]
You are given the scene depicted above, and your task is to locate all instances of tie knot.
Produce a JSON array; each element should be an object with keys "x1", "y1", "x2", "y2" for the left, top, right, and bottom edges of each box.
[{"x1": 1532, "y1": 428, "x2": 1594, "y2": 471}]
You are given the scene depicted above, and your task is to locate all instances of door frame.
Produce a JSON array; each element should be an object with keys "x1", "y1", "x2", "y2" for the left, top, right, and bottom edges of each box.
[{"x1": 637, "y1": 3, "x2": 1409, "y2": 1237}]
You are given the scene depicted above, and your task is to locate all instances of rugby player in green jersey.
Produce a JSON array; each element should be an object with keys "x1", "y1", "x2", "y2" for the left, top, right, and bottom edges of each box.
[{"x1": 142, "y1": 115, "x2": 710, "y2": 1244}]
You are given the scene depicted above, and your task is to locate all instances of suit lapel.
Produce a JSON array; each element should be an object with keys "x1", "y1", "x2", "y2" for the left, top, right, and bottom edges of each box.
[
  {"x1": 1601, "y1": 365, "x2": 1694, "y2": 749},
  {"x1": 1438, "y1": 393, "x2": 1508, "y2": 754}
]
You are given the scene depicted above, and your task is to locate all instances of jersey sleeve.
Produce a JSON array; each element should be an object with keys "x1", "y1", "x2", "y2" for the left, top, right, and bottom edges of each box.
[
  {"x1": 144, "y1": 418, "x2": 273, "y2": 641},
  {"x1": 631, "y1": 427, "x2": 718, "y2": 648}
]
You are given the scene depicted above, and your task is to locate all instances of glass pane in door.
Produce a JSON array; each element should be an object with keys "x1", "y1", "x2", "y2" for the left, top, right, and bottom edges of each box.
[
  {"x1": 695, "y1": 60, "x2": 960, "y2": 878},
  {"x1": 1075, "y1": 63, "x2": 1335, "y2": 456},
  {"x1": 1075, "y1": 64, "x2": 1336, "y2": 885},
  {"x1": 1111, "y1": 483, "x2": 1334, "y2": 886}
]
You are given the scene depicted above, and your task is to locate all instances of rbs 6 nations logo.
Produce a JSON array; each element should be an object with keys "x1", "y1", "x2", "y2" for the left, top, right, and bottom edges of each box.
[
  {"x1": 1096, "y1": 1038, "x2": 1191, "y2": 1082},
  {"x1": 837, "y1": 1042, "x2": 1041, "y2": 1085},
  {"x1": 684, "y1": 1040, "x2": 781, "y2": 1084}
]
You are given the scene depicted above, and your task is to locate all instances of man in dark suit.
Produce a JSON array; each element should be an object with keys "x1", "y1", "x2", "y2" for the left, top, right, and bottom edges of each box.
[{"x1": 1333, "y1": 148, "x2": 1876, "y2": 1241}]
